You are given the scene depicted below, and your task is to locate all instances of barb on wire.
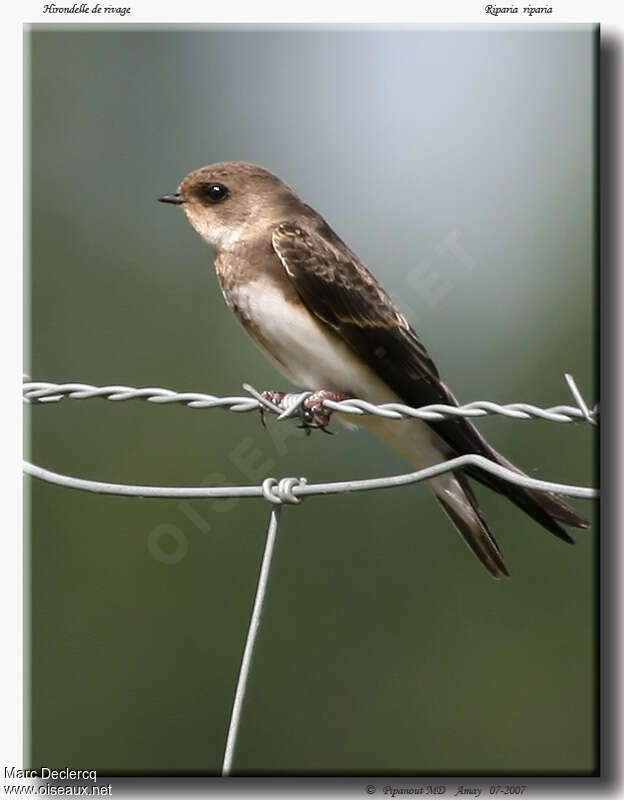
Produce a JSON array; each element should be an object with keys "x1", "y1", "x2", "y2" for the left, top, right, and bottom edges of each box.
[
  {"x1": 22, "y1": 373, "x2": 598, "y2": 500},
  {"x1": 22, "y1": 374, "x2": 598, "y2": 425},
  {"x1": 23, "y1": 372, "x2": 598, "y2": 777}
]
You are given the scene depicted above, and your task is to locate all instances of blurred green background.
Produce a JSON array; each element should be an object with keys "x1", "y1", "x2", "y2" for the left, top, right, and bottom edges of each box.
[{"x1": 26, "y1": 25, "x2": 597, "y2": 775}]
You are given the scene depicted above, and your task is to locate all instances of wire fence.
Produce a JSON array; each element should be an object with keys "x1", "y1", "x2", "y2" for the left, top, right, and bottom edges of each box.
[
  {"x1": 22, "y1": 373, "x2": 598, "y2": 501},
  {"x1": 23, "y1": 374, "x2": 598, "y2": 424},
  {"x1": 23, "y1": 373, "x2": 598, "y2": 774}
]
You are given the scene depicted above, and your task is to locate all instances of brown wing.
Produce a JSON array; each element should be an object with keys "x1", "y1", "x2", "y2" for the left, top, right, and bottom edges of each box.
[
  {"x1": 271, "y1": 218, "x2": 494, "y2": 479},
  {"x1": 271, "y1": 220, "x2": 485, "y2": 455},
  {"x1": 271, "y1": 219, "x2": 587, "y2": 540},
  {"x1": 272, "y1": 219, "x2": 443, "y2": 396}
]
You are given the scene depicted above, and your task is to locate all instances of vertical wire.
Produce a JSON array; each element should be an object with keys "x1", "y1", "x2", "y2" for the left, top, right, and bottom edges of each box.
[{"x1": 221, "y1": 505, "x2": 282, "y2": 776}]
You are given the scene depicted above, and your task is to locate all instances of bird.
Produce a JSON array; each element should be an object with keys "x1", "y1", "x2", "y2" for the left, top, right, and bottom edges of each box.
[{"x1": 158, "y1": 161, "x2": 589, "y2": 578}]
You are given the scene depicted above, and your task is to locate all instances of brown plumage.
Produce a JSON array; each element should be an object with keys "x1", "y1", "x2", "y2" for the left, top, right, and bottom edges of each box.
[{"x1": 159, "y1": 161, "x2": 589, "y2": 578}]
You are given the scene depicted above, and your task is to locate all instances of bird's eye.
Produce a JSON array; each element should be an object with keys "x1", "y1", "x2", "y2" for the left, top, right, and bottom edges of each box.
[{"x1": 202, "y1": 183, "x2": 229, "y2": 203}]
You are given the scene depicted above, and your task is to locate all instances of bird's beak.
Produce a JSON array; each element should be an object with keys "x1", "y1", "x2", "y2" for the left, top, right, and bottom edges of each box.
[{"x1": 158, "y1": 193, "x2": 186, "y2": 205}]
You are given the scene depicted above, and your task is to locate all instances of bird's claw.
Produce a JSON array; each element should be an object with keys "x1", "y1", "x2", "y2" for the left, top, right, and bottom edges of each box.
[
  {"x1": 259, "y1": 390, "x2": 286, "y2": 427},
  {"x1": 299, "y1": 390, "x2": 349, "y2": 433},
  {"x1": 256, "y1": 388, "x2": 349, "y2": 434}
]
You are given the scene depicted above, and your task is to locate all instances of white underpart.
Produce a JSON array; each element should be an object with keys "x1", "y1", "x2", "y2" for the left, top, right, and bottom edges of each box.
[
  {"x1": 229, "y1": 278, "x2": 475, "y2": 518},
  {"x1": 230, "y1": 279, "x2": 394, "y2": 396}
]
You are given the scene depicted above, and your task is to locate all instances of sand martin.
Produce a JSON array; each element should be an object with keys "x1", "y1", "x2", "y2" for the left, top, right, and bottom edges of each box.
[{"x1": 159, "y1": 161, "x2": 589, "y2": 577}]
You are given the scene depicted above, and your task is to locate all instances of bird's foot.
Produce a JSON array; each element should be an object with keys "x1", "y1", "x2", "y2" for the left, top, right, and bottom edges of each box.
[
  {"x1": 257, "y1": 388, "x2": 349, "y2": 434},
  {"x1": 299, "y1": 390, "x2": 349, "y2": 434},
  {"x1": 258, "y1": 390, "x2": 287, "y2": 428}
]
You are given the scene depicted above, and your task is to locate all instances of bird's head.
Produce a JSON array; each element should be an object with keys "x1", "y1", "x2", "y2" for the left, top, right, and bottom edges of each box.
[{"x1": 158, "y1": 161, "x2": 299, "y2": 250}]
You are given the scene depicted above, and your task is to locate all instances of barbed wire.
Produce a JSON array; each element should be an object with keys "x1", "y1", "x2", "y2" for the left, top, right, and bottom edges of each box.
[
  {"x1": 22, "y1": 374, "x2": 599, "y2": 425},
  {"x1": 22, "y1": 374, "x2": 598, "y2": 500},
  {"x1": 21, "y1": 375, "x2": 598, "y2": 502},
  {"x1": 23, "y1": 372, "x2": 598, "y2": 776}
]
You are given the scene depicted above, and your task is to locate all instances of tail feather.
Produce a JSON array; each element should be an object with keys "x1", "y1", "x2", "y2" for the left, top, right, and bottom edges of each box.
[
  {"x1": 430, "y1": 386, "x2": 590, "y2": 542},
  {"x1": 359, "y1": 411, "x2": 589, "y2": 578},
  {"x1": 526, "y1": 487, "x2": 591, "y2": 528},
  {"x1": 432, "y1": 472, "x2": 510, "y2": 579},
  {"x1": 464, "y1": 446, "x2": 589, "y2": 544}
]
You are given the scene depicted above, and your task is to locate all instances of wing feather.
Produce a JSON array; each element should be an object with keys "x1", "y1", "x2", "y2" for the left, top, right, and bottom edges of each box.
[
  {"x1": 272, "y1": 221, "x2": 441, "y2": 390},
  {"x1": 271, "y1": 220, "x2": 588, "y2": 540}
]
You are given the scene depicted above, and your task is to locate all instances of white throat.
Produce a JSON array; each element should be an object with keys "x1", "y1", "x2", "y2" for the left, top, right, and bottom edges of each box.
[{"x1": 184, "y1": 208, "x2": 250, "y2": 252}]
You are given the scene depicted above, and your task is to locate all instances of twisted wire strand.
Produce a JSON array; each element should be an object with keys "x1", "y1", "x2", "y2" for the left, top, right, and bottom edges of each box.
[
  {"x1": 22, "y1": 376, "x2": 599, "y2": 425},
  {"x1": 23, "y1": 374, "x2": 598, "y2": 499},
  {"x1": 22, "y1": 373, "x2": 598, "y2": 779}
]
